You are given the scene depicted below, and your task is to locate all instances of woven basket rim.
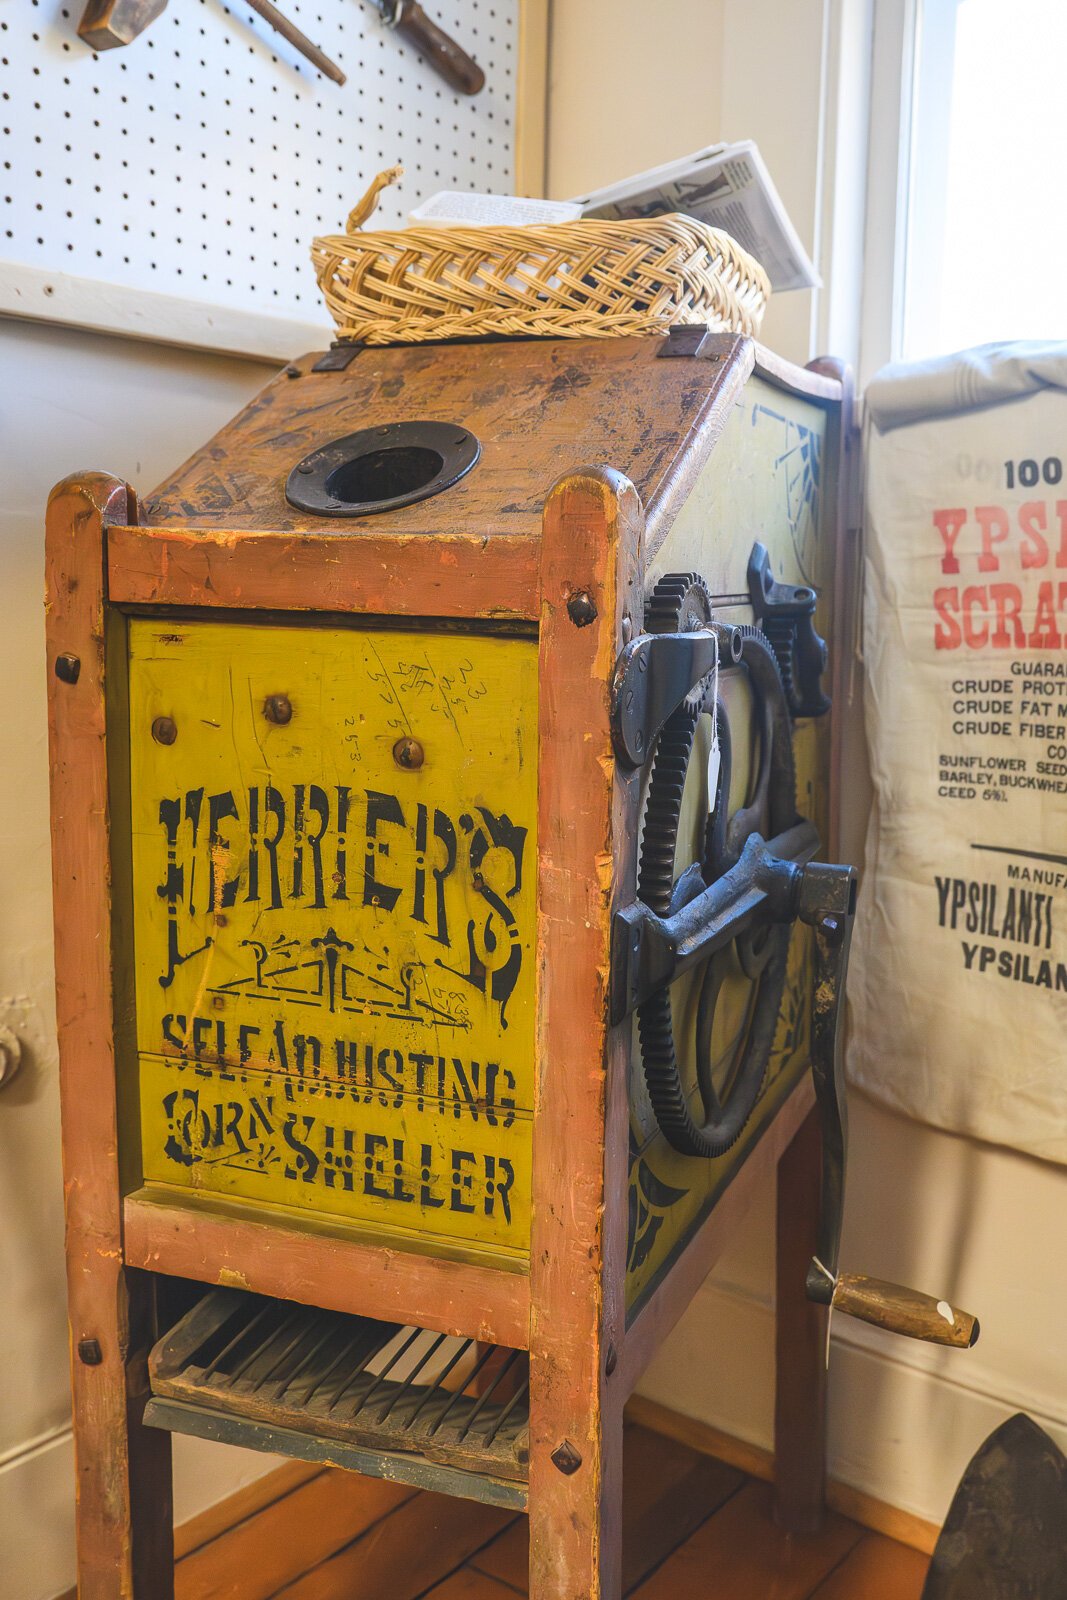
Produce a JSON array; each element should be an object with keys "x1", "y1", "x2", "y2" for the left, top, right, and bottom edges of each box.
[
  {"x1": 311, "y1": 189, "x2": 770, "y2": 345},
  {"x1": 312, "y1": 210, "x2": 767, "y2": 269}
]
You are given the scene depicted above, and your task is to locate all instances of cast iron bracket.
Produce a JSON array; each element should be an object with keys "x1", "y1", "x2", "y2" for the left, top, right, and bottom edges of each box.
[
  {"x1": 611, "y1": 625, "x2": 740, "y2": 769},
  {"x1": 610, "y1": 819, "x2": 820, "y2": 1025},
  {"x1": 747, "y1": 541, "x2": 831, "y2": 718}
]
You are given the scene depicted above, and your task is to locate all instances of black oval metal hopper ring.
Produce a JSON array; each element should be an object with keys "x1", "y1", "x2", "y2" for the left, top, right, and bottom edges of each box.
[{"x1": 285, "y1": 420, "x2": 481, "y2": 518}]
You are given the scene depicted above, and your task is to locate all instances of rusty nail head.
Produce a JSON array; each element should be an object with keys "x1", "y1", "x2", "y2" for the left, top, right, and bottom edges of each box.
[
  {"x1": 567, "y1": 590, "x2": 597, "y2": 628},
  {"x1": 551, "y1": 1440, "x2": 582, "y2": 1475},
  {"x1": 393, "y1": 736, "x2": 425, "y2": 770},
  {"x1": 78, "y1": 1338, "x2": 102, "y2": 1366},
  {"x1": 152, "y1": 716, "x2": 177, "y2": 746},
  {"x1": 54, "y1": 652, "x2": 81, "y2": 685},
  {"x1": 264, "y1": 694, "x2": 293, "y2": 725}
]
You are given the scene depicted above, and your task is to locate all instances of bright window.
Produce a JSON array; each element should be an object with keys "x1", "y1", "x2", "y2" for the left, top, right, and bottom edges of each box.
[{"x1": 901, "y1": 0, "x2": 1067, "y2": 360}]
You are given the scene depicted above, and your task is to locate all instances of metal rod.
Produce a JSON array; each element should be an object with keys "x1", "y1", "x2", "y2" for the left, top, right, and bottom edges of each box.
[
  {"x1": 276, "y1": 1321, "x2": 340, "y2": 1399},
  {"x1": 406, "y1": 1338, "x2": 472, "y2": 1428},
  {"x1": 225, "y1": 1305, "x2": 299, "y2": 1382},
  {"x1": 325, "y1": 1326, "x2": 396, "y2": 1413},
  {"x1": 457, "y1": 1348, "x2": 521, "y2": 1440},
  {"x1": 230, "y1": 1308, "x2": 302, "y2": 1385},
  {"x1": 201, "y1": 1303, "x2": 274, "y2": 1381},
  {"x1": 300, "y1": 1330, "x2": 369, "y2": 1407},
  {"x1": 428, "y1": 1342, "x2": 498, "y2": 1436},
  {"x1": 253, "y1": 1320, "x2": 318, "y2": 1393},
  {"x1": 376, "y1": 1332, "x2": 448, "y2": 1423},
  {"x1": 483, "y1": 1372, "x2": 530, "y2": 1445},
  {"x1": 354, "y1": 1326, "x2": 424, "y2": 1414}
]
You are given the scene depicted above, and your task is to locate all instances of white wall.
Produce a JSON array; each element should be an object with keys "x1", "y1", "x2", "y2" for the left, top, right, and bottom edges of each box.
[
  {"x1": 0, "y1": 317, "x2": 287, "y2": 1600},
  {"x1": 548, "y1": 0, "x2": 1067, "y2": 1529}
]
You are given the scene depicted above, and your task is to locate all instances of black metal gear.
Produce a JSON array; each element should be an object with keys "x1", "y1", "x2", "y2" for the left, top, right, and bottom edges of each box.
[
  {"x1": 637, "y1": 573, "x2": 716, "y2": 911},
  {"x1": 645, "y1": 571, "x2": 714, "y2": 635},
  {"x1": 636, "y1": 598, "x2": 798, "y2": 1160},
  {"x1": 762, "y1": 613, "x2": 800, "y2": 712}
]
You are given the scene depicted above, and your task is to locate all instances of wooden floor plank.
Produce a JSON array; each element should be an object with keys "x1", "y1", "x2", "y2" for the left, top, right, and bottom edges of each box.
[
  {"x1": 470, "y1": 1423, "x2": 744, "y2": 1595},
  {"x1": 177, "y1": 1470, "x2": 416, "y2": 1600},
  {"x1": 620, "y1": 1423, "x2": 745, "y2": 1593},
  {"x1": 630, "y1": 1481, "x2": 863, "y2": 1600},
  {"x1": 175, "y1": 1465, "x2": 323, "y2": 1561},
  {"x1": 271, "y1": 1488, "x2": 516, "y2": 1600},
  {"x1": 809, "y1": 1532, "x2": 930, "y2": 1599},
  {"x1": 422, "y1": 1569, "x2": 524, "y2": 1599}
]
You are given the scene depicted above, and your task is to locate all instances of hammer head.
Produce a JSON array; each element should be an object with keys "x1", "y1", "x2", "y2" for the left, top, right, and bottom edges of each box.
[{"x1": 78, "y1": 0, "x2": 168, "y2": 49}]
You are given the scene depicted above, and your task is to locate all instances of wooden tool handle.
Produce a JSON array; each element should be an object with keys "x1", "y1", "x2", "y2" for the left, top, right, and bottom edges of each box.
[
  {"x1": 832, "y1": 1273, "x2": 979, "y2": 1349},
  {"x1": 394, "y1": 1, "x2": 485, "y2": 94},
  {"x1": 244, "y1": 0, "x2": 346, "y2": 83}
]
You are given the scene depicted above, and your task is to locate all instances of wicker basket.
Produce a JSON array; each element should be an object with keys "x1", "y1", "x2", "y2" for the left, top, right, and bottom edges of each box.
[{"x1": 311, "y1": 168, "x2": 770, "y2": 346}]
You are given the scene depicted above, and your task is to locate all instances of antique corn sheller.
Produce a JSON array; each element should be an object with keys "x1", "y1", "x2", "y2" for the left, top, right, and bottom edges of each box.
[{"x1": 46, "y1": 328, "x2": 976, "y2": 1598}]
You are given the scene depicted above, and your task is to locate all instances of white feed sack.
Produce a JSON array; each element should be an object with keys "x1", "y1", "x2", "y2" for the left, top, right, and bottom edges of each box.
[{"x1": 848, "y1": 344, "x2": 1067, "y2": 1163}]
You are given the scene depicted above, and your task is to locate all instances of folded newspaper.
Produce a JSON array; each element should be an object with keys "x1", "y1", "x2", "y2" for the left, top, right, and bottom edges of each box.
[{"x1": 571, "y1": 141, "x2": 819, "y2": 294}]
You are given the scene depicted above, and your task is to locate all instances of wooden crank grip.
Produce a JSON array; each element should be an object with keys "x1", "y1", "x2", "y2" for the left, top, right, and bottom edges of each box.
[
  {"x1": 393, "y1": 1, "x2": 485, "y2": 94},
  {"x1": 832, "y1": 1273, "x2": 979, "y2": 1349}
]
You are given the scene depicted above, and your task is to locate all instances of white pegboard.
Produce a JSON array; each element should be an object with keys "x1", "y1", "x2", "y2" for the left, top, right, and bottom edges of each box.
[{"x1": 1, "y1": 0, "x2": 517, "y2": 336}]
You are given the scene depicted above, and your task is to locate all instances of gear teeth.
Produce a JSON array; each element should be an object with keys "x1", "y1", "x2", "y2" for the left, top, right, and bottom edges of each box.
[
  {"x1": 762, "y1": 615, "x2": 798, "y2": 709},
  {"x1": 637, "y1": 702, "x2": 699, "y2": 914},
  {"x1": 645, "y1": 572, "x2": 713, "y2": 634}
]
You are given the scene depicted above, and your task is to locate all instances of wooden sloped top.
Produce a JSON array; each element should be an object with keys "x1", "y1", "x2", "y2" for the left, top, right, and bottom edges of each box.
[{"x1": 142, "y1": 335, "x2": 759, "y2": 538}]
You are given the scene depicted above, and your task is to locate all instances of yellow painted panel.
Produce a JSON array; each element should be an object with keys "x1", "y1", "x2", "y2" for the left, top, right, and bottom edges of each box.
[
  {"x1": 128, "y1": 620, "x2": 537, "y2": 1258},
  {"x1": 139, "y1": 1054, "x2": 530, "y2": 1256}
]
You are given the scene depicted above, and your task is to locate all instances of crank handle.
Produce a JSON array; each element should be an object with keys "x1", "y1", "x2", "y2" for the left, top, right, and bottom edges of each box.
[{"x1": 808, "y1": 1260, "x2": 979, "y2": 1349}]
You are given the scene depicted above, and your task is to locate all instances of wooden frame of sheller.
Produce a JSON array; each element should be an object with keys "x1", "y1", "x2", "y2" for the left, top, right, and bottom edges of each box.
[{"x1": 47, "y1": 332, "x2": 854, "y2": 1596}]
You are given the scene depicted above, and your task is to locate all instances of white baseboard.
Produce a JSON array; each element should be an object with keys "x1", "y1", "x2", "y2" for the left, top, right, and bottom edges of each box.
[
  {"x1": 0, "y1": 1422, "x2": 283, "y2": 1600},
  {"x1": 637, "y1": 1275, "x2": 1067, "y2": 1530},
  {"x1": 0, "y1": 1428, "x2": 76, "y2": 1600}
]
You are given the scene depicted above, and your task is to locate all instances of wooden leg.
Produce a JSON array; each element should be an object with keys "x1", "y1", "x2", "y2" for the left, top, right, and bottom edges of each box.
[
  {"x1": 527, "y1": 1365, "x2": 624, "y2": 1600},
  {"x1": 72, "y1": 1266, "x2": 174, "y2": 1598},
  {"x1": 773, "y1": 1104, "x2": 828, "y2": 1534}
]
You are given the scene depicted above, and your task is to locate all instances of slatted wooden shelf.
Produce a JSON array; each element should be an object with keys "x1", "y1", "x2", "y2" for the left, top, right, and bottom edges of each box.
[{"x1": 146, "y1": 1288, "x2": 530, "y2": 1509}]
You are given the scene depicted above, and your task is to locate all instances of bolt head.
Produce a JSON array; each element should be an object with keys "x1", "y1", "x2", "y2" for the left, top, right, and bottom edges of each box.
[
  {"x1": 551, "y1": 1439, "x2": 582, "y2": 1475},
  {"x1": 152, "y1": 716, "x2": 177, "y2": 746},
  {"x1": 285, "y1": 365, "x2": 301, "y2": 379},
  {"x1": 263, "y1": 694, "x2": 293, "y2": 726},
  {"x1": 567, "y1": 591, "x2": 597, "y2": 628},
  {"x1": 78, "y1": 1338, "x2": 103, "y2": 1366},
  {"x1": 54, "y1": 652, "x2": 81, "y2": 685},
  {"x1": 393, "y1": 736, "x2": 425, "y2": 770}
]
